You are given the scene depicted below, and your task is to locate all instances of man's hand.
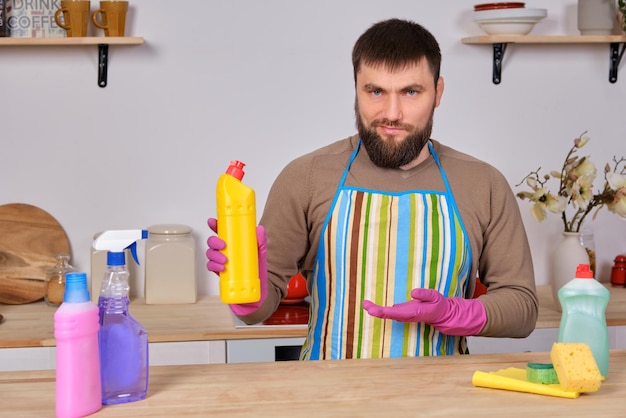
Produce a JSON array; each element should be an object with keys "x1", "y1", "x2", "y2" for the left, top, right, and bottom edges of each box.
[
  {"x1": 206, "y1": 218, "x2": 268, "y2": 316},
  {"x1": 362, "y1": 288, "x2": 486, "y2": 336}
]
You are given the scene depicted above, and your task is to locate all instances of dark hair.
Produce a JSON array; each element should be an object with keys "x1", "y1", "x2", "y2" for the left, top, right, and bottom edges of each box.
[{"x1": 352, "y1": 18, "x2": 441, "y2": 86}]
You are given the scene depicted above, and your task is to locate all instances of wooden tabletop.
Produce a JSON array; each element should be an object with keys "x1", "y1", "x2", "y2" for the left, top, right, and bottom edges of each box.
[
  {"x1": 1, "y1": 284, "x2": 625, "y2": 348},
  {"x1": 2, "y1": 350, "x2": 626, "y2": 417}
]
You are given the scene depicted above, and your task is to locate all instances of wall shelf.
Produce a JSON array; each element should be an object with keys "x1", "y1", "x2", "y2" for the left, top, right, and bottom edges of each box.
[
  {"x1": 461, "y1": 35, "x2": 626, "y2": 84},
  {"x1": 0, "y1": 37, "x2": 145, "y2": 88}
]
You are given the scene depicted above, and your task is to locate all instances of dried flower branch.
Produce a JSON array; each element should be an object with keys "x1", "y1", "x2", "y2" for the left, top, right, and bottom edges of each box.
[{"x1": 516, "y1": 133, "x2": 626, "y2": 232}]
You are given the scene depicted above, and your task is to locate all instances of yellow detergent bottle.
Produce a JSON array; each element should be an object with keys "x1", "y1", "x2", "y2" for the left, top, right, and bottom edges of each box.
[{"x1": 216, "y1": 160, "x2": 260, "y2": 304}]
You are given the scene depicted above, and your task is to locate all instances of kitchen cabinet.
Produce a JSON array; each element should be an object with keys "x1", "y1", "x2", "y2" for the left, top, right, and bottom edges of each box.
[
  {"x1": 226, "y1": 337, "x2": 306, "y2": 363},
  {"x1": 0, "y1": 37, "x2": 145, "y2": 87},
  {"x1": 462, "y1": 35, "x2": 626, "y2": 84},
  {"x1": 148, "y1": 341, "x2": 226, "y2": 366},
  {"x1": 0, "y1": 341, "x2": 226, "y2": 371},
  {"x1": 468, "y1": 326, "x2": 625, "y2": 354},
  {"x1": 0, "y1": 346, "x2": 55, "y2": 372},
  {"x1": 468, "y1": 329, "x2": 558, "y2": 354}
]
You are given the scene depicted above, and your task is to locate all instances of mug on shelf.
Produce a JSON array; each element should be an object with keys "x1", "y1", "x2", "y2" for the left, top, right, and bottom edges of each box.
[
  {"x1": 54, "y1": 0, "x2": 91, "y2": 37},
  {"x1": 92, "y1": 1, "x2": 129, "y2": 37}
]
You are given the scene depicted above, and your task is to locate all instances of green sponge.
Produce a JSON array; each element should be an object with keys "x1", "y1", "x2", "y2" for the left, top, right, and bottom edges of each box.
[{"x1": 526, "y1": 362, "x2": 559, "y2": 384}]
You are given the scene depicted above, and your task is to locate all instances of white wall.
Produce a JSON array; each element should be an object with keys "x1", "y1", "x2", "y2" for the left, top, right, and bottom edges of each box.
[{"x1": 2, "y1": 0, "x2": 625, "y2": 297}]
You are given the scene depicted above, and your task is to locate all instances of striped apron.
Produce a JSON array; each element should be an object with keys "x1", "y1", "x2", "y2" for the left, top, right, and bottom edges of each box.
[{"x1": 301, "y1": 140, "x2": 472, "y2": 360}]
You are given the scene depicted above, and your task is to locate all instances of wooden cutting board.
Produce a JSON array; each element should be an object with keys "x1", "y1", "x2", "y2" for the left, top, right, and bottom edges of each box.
[{"x1": 0, "y1": 203, "x2": 71, "y2": 304}]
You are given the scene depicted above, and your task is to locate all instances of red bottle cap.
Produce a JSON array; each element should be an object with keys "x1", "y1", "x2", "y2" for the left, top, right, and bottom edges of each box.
[
  {"x1": 225, "y1": 160, "x2": 245, "y2": 181},
  {"x1": 575, "y1": 264, "x2": 594, "y2": 279}
]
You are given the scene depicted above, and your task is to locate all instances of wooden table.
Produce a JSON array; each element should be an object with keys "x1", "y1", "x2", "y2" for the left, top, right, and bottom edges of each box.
[
  {"x1": 1, "y1": 284, "x2": 626, "y2": 348},
  {"x1": 1, "y1": 350, "x2": 625, "y2": 417}
]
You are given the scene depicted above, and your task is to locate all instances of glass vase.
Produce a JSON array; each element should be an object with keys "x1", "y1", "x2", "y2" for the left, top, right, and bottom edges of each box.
[{"x1": 549, "y1": 232, "x2": 590, "y2": 311}]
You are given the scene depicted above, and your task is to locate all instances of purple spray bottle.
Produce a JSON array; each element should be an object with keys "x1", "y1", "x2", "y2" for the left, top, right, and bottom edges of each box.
[{"x1": 93, "y1": 229, "x2": 149, "y2": 405}]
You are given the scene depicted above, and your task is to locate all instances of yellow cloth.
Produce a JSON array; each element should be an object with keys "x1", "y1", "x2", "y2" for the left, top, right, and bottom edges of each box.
[{"x1": 472, "y1": 368, "x2": 580, "y2": 399}]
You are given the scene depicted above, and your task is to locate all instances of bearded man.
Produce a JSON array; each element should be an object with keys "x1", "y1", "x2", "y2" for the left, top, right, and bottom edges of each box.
[{"x1": 207, "y1": 18, "x2": 538, "y2": 360}]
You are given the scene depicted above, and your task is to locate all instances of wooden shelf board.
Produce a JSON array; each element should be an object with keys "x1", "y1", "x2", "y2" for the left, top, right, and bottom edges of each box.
[
  {"x1": 462, "y1": 35, "x2": 626, "y2": 44},
  {"x1": 0, "y1": 36, "x2": 144, "y2": 46}
]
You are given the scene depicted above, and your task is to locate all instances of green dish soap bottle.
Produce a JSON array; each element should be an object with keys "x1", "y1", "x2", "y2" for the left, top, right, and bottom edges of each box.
[{"x1": 558, "y1": 263, "x2": 610, "y2": 377}]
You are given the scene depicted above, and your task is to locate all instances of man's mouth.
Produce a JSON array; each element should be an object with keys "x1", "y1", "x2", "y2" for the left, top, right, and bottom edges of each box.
[
  {"x1": 372, "y1": 120, "x2": 412, "y2": 137},
  {"x1": 377, "y1": 125, "x2": 405, "y2": 136}
]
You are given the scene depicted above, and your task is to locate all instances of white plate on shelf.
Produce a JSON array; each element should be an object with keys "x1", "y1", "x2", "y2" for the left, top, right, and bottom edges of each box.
[{"x1": 473, "y1": 8, "x2": 547, "y2": 21}]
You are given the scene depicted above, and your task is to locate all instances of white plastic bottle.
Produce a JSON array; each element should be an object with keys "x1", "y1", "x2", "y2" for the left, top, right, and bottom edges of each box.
[
  {"x1": 558, "y1": 263, "x2": 610, "y2": 377},
  {"x1": 54, "y1": 272, "x2": 102, "y2": 418}
]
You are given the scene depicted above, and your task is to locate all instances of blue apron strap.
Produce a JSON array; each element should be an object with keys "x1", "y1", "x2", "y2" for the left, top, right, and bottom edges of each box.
[{"x1": 320, "y1": 140, "x2": 361, "y2": 229}]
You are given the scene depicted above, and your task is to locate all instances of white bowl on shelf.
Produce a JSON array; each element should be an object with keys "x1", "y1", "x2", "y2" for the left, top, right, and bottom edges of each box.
[
  {"x1": 473, "y1": 8, "x2": 547, "y2": 36},
  {"x1": 475, "y1": 19, "x2": 540, "y2": 36}
]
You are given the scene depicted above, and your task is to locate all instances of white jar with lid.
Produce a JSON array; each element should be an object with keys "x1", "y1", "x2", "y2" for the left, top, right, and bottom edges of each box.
[{"x1": 145, "y1": 224, "x2": 197, "y2": 304}]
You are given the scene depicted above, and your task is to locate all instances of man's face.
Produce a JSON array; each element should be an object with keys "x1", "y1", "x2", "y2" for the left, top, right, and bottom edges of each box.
[{"x1": 355, "y1": 60, "x2": 444, "y2": 169}]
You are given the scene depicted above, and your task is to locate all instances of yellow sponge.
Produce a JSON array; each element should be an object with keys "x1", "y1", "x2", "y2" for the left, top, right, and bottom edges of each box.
[{"x1": 550, "y1": 343, "x2": 602, "y2": 393}]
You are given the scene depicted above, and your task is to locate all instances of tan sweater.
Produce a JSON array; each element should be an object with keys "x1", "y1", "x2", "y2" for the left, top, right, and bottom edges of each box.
[{"x1": 248, "y1": 134, "x2": 538, "y2": 338}]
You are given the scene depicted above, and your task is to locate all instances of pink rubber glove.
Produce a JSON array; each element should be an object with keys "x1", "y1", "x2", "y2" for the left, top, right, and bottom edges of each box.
[
  {"x1": 206, "y1": 218, "x2": 268, "y2": 316},
  {"x1": 362, "y1": 288, "x2": 486, "y2": 336}
]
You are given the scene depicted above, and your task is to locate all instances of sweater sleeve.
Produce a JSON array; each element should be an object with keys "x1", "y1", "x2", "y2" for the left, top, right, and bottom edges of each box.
[{"x1": 474, "y1": 167, "x2": 538, "y2": 338}]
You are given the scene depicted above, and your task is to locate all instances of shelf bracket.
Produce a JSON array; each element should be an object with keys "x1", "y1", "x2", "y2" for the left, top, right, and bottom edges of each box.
[
  {"x1": 98, "y1": 44, "x2": 109, "y2": 88},
  {"x1": 492, "y1": 43, "x2": 507, "y2": 85},
  {"x1": 609, "y1": 42, "x2": 626, "y2": 83}
]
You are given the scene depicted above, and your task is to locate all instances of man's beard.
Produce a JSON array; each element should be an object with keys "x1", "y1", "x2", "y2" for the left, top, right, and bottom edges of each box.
[{"x1": 356, "y1": 102, "x2": 434, "y2": 169}]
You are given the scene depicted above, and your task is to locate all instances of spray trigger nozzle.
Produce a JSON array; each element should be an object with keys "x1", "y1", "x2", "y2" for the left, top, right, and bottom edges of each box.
[{"x1": 93, "y1": 229, "x2": 148, "y2": 266}]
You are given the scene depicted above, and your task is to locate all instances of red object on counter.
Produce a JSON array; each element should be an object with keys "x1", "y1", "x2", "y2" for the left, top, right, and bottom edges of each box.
[
  {"x1": 282, "y1": 273, "x2": 308, "y2": 304},
  {"x1": 611, "y1": 255, "x2": 626, "y2": 287},
  {"x1": 263, "y1": 305, "x2": 309, "y2": 325}
]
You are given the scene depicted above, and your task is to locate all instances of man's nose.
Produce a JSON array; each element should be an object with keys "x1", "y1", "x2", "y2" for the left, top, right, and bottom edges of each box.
[{"x1": 382, "y1": 95, "x2": 402, "y2": 121}]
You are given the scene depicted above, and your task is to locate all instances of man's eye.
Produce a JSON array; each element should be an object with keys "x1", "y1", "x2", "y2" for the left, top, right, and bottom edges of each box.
[
  {"x1": 371, "y1": 89, "x2": 382, "y2": 96},
  {"x1": 406, "y1": 89, "x2": 417, "y2": 96}
]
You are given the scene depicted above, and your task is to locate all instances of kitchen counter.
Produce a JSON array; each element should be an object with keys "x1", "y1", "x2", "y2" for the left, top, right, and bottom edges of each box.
[
  {"x1": 1, "y1": 284, "x2": 625, "y2": 348},
  {"x1": 2, "y1": 350, "x2": 626, "y2": 416},
  {"x1": 0, "y1": 295, "x2": 306, "y2": 348}
]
